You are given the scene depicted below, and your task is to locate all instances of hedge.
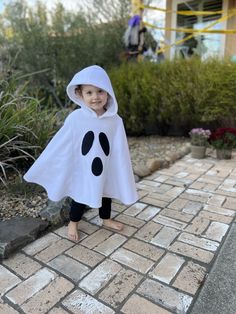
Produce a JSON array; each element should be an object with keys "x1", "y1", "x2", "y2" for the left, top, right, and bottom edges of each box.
[{"x1": 109, "y1": 58, "x2": 236, "y2": 136}]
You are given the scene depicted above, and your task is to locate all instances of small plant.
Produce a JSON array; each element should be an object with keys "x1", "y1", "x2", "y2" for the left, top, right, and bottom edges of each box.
[
  {"x1": 189, "y1": 128, "x2": 211, "y2": 146},
  {"x1": 0, "y1": 71, "x2": 59, "y2": 185},
  {"x1": 209, "y1": 128, "x2": 236, "y2": 150}
]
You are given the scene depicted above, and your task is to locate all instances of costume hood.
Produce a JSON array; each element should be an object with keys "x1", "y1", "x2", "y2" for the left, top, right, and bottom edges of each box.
[{"x1": 66, "y1": 65, "x2": 118, "y2": 117}]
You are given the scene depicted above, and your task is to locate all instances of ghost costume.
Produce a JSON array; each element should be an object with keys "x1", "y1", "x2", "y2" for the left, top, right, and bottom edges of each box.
[{"x1": 24, "y1": 65, "x2": 138, "y2": 208}]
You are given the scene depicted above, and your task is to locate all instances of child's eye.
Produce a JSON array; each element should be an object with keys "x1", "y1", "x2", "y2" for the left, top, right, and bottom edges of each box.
[
  {"x1": 86, "y1": 91, "x2": 92, "y2": 95},
  {"x1": 98, "y1": 90, "x2": 104, "y2": 94}
]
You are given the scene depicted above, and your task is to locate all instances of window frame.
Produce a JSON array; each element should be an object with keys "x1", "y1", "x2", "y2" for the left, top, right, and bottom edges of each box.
[{"x1": 170, "y1": 0, "x2": 228, "y2": 59}]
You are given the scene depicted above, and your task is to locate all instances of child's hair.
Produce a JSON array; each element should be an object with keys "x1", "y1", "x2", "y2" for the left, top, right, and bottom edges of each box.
[{"x1": 75, "y1": 85, "x2": 82, "y2": 96}]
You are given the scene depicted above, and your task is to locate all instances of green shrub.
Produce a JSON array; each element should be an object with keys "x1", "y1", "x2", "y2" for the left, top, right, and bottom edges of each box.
[
  {"x1": 109, "y1": 58, "x2": 236, "y2": 136},
  {"x1": 0, "y1": 73, "x2": 60, "y2": 184}
]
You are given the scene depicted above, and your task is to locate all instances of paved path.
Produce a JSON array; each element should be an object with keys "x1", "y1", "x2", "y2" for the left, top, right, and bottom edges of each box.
[{"x1": 1, "y1": 153, "x2": 236, "y2": 314}]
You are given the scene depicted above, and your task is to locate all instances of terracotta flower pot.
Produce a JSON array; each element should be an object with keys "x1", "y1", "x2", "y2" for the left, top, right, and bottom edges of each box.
[{"x1": 191, "y1": 145, "x2": 206, "y2": 159}]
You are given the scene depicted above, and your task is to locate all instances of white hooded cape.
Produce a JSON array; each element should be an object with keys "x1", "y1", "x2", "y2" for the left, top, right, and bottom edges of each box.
[{"x1": 24, "y1": 65, "x2": 138, "y2": 208}]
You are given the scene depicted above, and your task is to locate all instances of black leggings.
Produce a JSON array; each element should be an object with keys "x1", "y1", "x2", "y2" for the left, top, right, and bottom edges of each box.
[{"x1": 69, "y1": 197, "x2": 112, "y2": 222}]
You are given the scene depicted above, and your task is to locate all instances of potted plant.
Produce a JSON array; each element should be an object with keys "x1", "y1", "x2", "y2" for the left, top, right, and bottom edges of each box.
[
  {"x1": 189, "y1": 128, "x2": 211, "y2": 159},
  {"x1": 208, "y1": 127, "x2": 236, "y2": 159}
]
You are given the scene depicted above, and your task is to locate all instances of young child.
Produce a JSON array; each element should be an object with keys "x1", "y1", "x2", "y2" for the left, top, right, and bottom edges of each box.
[{"x1": 24, "y1": 65, "x2": 138, "y2": 241}]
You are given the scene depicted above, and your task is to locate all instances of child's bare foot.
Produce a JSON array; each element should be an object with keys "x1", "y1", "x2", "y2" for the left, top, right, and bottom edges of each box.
[
  {"x1": 102, "y1": 219, "x2": 123, "y2": 231},
  {"x1": 68, "y1": 221, "x2": 79, "y2": 242}
]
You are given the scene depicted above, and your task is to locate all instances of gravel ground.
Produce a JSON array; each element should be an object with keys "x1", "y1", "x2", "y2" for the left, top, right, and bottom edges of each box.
[{"x1": 0, "y1": 136, "x2": 190, "y2": 221}]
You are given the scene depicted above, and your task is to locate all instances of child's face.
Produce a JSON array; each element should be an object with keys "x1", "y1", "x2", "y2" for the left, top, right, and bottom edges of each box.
[{"x1": 77, "y1": 85, "x2": 108, "y2": 116}]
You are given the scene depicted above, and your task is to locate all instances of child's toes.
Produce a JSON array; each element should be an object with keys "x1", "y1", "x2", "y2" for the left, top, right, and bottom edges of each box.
[
  {"x1": 103, "y1": 219, "x2": 123, "y2": 231},
  {"x1": 114, "y1": 221, "x2": 123, "y2": 231}
]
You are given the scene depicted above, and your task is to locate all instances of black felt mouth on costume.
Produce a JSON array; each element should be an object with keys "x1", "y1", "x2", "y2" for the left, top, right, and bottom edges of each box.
[
  {"x1": 81, "y1": 131, "x2": 110, "y2": 176},
  {"x1": 92, "y1": 157, "x2": 103, "y2": 176}
]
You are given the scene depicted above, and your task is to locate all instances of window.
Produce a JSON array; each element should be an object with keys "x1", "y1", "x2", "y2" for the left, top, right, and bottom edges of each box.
[{"x1": 173, "y1": 0, "x2": 224, "y2": 59}]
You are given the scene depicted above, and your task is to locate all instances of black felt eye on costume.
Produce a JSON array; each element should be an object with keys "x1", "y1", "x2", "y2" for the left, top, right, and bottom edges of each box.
[
  {"x1": 99, "y1": 132, "x2": 110, "y2": 156},
  {"x1": 81, "y1": 131, "x2": 95, "y2": 155}
]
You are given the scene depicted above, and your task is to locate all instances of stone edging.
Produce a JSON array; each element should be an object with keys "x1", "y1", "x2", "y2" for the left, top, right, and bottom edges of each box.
[{"x1": 133, "y1": 143, "x2": 191, "y2": 180}]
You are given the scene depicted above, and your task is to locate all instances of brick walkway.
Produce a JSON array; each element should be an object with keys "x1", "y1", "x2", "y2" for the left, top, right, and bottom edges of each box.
[{"x1": 1, "y1": 153, "x2": 236, "y2": 314}]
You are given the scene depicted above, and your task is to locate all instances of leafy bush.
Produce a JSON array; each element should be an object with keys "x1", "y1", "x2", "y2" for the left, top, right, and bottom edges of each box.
[
  {"x1": 209, "y1": 128, "x2": 236, "y2": 149},
  {"x1": 109, "y1": 58, "x2": 236, "y2": 136},
  {"x1": 0, "y1": 72, "x2": 60, "y2": 184}
]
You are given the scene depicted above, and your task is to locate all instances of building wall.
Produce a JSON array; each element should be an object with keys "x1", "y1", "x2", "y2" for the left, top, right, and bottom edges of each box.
[
  {"x1": 165, "y1": 0, "x2": 236, "y2": 59},
  {"x1": 225, "y1": 0, "x2": 236, "y2": 57}
]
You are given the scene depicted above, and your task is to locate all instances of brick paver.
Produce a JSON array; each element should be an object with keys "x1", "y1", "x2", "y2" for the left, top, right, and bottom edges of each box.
[
  {"x1": 2, "y1": 252, "x2": 42, "y2": 279},
  {"x1": 123, "y1": 238, "x2": 164, "y2": 260},
  {"x1": 0, "y1": 302, "x2": 19, "y2": 314},
  {"x1": 173, "y1": 261, "x2": 206, "y2": 295},
  {"x1": 79, "y1": 259, "x2": 122, "y2": 295},
  {"x1": 1, "y1": 153, "x2": 236, "y2": 313},
  {"x1": 121, "y1": 294, "x2": 172, "y2": 314},
  {"x1": 62, "y1": 289, "x2": 115, "y2": 314},
  {"x1": 149, "y1": 253, "x2": 185, "y2": 283},
  {"x1": 21, "y1": 276, "x2": 74, "y2": 314},
  {"x1": 65, "y1": 244, "x2": 105, "y2": 267},
  {"x1": 0, "y1": 265, "x2": 21, "y2": 297},
  {"x1": 98, "y1": 268, "x2": 142, "y2": 308},
  {"x1": 137, "y1": 278, "x2": 193, "y2": 313},
  {"x1": 5, "y1": 268, "x2": 56, "y2": 305},
  {"x1": 151, "y1": 226, "x2": 180, "y2": 248},
  {"x1": 111, "y1": 248, "x2": 154, "y2": 273},
  {"x1": 47, "y1": 255, "x2": 90, "y2": 282}
]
